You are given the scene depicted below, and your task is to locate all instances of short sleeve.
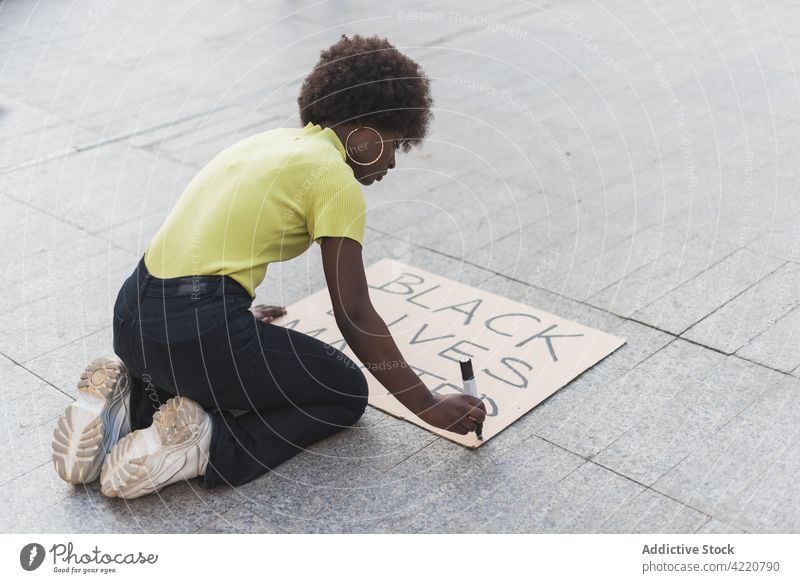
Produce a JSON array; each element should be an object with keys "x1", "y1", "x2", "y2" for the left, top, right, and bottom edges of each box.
[{"x1": 305, "y1": 169, "x2": 366, "y2": 248}]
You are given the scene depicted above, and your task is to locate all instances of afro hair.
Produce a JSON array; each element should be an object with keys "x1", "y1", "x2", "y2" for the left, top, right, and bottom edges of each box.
[{"x1": 298, "y1": 34, "x2": 434, "y2": 153}]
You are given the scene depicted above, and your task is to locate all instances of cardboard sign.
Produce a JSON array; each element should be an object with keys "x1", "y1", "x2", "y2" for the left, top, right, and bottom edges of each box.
[{"x1": 271, "y1": 259, "x2": 626, "y2": 448}]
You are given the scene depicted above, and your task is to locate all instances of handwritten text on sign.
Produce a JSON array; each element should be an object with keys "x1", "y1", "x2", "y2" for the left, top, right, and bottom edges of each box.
[{"x1": 270, "y1": 259, "x2": 626, "y2": 448}]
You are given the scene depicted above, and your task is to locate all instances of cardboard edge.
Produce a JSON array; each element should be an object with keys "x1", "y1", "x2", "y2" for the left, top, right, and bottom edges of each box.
[{"x1": 365, "y1": 401, "x2": 484, "y2": 450}]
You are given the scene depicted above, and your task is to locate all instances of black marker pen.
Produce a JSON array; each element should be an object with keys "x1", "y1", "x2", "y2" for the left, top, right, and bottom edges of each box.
[{"x1": 459, "y1": 358, "x2": 483, "y2": 440}]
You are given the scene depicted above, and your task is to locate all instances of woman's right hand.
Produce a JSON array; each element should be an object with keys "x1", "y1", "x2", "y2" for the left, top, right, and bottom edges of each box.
[
  {"x1": 251, "y1": 304, "x2": 287, "y2": 324},
  {"x1": 417, "y1": 393, "x2": 487, "y2": 435}
]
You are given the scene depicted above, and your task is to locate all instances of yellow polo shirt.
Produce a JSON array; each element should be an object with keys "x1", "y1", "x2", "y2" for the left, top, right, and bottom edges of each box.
[{"x1": 143, "y1": 122, "x2": 366, "y2": 297}]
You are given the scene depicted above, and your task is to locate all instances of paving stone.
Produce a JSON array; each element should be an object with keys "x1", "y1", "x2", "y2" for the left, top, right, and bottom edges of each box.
[
  {"x1": 0, "y1": 241, "x2": 136, "y2": 314},
  {"x1": 577, "y1": 179, "x2": 697, "y2": 227},
  {"x1": 400, "y1": 456, "x2": 644, "y2": 533},
  {"x1": 235, "y1": 428, "x2": 561, "y2": 533},
  {"x1": 0, "y1": 463, "x2": 72, "y2": 532},
  {"x1": 408, "y1": 100, "x2": 593, "y2": 197},
  {"x1": 736, "y1": 304, "x2": 800, "y2": 373},
  {"x1": 487, "y1": 462, "x2": 649, "y2": 533},
  {"x1": 558, "y1": 224, "x2": 690, "y2": 302},
  {"x1": 232, "y1": 456, "x2": 403, "y2": 533},
  {"x1": 384, "y1": 435, "x2": 587, "y2": 533},
  {"x1": 364, "y1": 168, "x2": 483, "y2": 234},
  {"x1": 762, "y1": 121, "x2": 800, "y2": 182},
  {"x1": 6, "y1": 493, "x2": 155, "y2": 534},
  {"x1": 391, "y1": 1, "x2": 536, "y2": 55},
  {"x1": 646, "y1": 145, "x2": 797, "y2": 247},
  {"x1": 0, "y1": 261, "x2": 131, "y2": 362},
  {"x1": 392, "y1": 114, "x2": 557, "y2": 193},
  {"x1": 100, "y1": 480, "x2": 241, "y2": 534},
  {"x1": 632, "y1": 248, "x2": 786, "y2": 335},
  {"x1": 511, "y1": 0, "x2": 653, "y2": 42},
  {"x1": 643, "y1": 107, "x2": 788, "y2": 170},
  {"x1": 666, "y1": 58, "x2": 793, "y2": 118},
  {"x1": 697, "y1": 62, "x2": 800, "y2": 121},
  {"x1": 126, "y1": 104, "x2": 251, "y2": 149},
  {"x1": 736, "y1": 29, "x2": 800, "y2": 74},
  {"x1": 76, "y1": 91, "x2": 240, "y2": 147},
  {"x1": 592, "y1": 353, "x2": 781, "y2": 486},
  {"x1": 194, "y1": 504, "x2": 285, "y2": 534},
  {"x1": 7, "y1": 43, "x2": 230, "y2": 135},
  {"x1": 0, "y1": 92, "x2": 94, "y2": 145},
  {"x1": 0, "y1": 94, "x2": 61, "y2": 139},
  {"x1": 597, "y1": 487, "x2": 710, "y2": 533},
  {"x1": 0, "y1": 44, "x2": 110, "y2": 105},
  {"x1": 93, "y1": 207, "x2": 173, "y2": 257},
  {"x1": 67, "y1": 2, "x2": 287, "y2": 74},
  {"x1": 391, "y1": 184, "x2": 574, "y2": 258},
  {"x1": 662, "y1": 149, "x2": 800, "y2": 247},
  {"x1": 148, "y1": 105, "x2": 295, "y2": 170},
  {"x1": 422, "y1": 29, "x2": 561, "y2": 89},
  {"x1": 0, "y1": 120, "x2": 100, "y2": 173},
  {"x1": 358, "y1": 233, "x2": 497, "y2": 286},
  {"x1": 0, "y1": 355, "x2": 30, "y2": 402},
  {"x1": 746, "y1": 210, "x2": 800, "y2": 264},
  {"x1": 539, "y1": 85, "x2": 680, "y2": 158},
  {"x1": 0, "y1": 142, "x2": 199, "y2": 234},
  {"x1": 683, "y1": 262, "x2": 800, "y2": 354},
  {"x1": 468, "y1": 198, "x2": 585, "y2": 261},
  {"x1": 546, "y1": 133, "x2": 662, "y2": 195},
  {"x1": 508, "y1": 219, "x2": 653, "y2": 298},
  {"x1": 65, "y1": 46, "x2": 304, "y2": 139},
  {"x1": 486, "y1": 199, "x2": 651, "y2": 290},
  {"x1": 23, "y1": 327, "x2": 114, "y2": 401},
  {"x1": 587, "y1": 234, "x2": 740, "y2": 318},
  {"x1": 537, "y1": 338, "x2": 724, "y2": 460},
  {"x1": 474, "y1": 105, "x2": 595, "y2": 154},
  {"x1": 4, "y1": 463, "x2": 240, "y2": 534},
  {"x1": 653, "y1": 372, "x2": 800, "y2": 533},
  {"x1": 0, "y1": 196, "x2": 105, "y2": 262},
  {"x1": 0, "y1": 378, "x2": 72, "y2": 444},
  {"x1": 673, "y1": 191, "x2": 800, "y2": 251},
  {"x1": 0, "y1": 416, "x2": 59, "y2": 488},
  {"x1": 697, "y1": 1, "x2": 798, "y2": 45},
  {"x1": 695, "y1": 519, "x2": 746, "y2": 534}
]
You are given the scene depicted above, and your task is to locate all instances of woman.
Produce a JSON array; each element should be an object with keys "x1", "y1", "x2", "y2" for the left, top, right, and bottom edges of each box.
[{"x1": 51, "y1": 34, "x2": 486, "y2": 499}]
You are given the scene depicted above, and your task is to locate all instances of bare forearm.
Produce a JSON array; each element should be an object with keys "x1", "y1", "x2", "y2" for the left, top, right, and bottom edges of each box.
[{"x1": 337, "y1": 309, "x2": 434, "y2": 416}]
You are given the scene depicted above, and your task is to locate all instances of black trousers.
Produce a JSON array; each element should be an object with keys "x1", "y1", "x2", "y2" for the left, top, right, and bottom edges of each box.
[{"x1": 112, "y1": 256, "x2": 369, "y2": 488}]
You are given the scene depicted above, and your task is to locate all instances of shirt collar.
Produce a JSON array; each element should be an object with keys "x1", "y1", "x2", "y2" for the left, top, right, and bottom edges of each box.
[{"x1": 305, "y1": 121, "x2": 346, "y2": 161}]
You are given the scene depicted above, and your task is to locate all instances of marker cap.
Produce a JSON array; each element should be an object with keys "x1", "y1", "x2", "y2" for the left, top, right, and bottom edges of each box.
[{"x1": 459, "y1": 358, "x2": 474, "y2": 381}]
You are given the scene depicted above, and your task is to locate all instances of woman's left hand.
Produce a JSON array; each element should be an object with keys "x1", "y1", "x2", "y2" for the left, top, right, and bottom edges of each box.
[{"x1": 251, "y1": 304, "x2": 287, "y2": 323}]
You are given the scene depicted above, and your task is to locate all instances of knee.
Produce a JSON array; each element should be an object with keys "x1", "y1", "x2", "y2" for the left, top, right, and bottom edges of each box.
[
  {"x1": 352, "y1": 368, "x2": 369, "y2": 412},
  {"x1": 342, "y1": 366, "x2": 368, "y2": 423}
]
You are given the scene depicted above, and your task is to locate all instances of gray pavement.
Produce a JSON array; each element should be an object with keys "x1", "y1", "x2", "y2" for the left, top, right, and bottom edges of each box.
[{"x1": 1, "y1": 0, "x2": 799, "y2": 533}]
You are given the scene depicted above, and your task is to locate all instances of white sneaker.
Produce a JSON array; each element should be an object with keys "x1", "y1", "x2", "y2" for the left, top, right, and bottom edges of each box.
[
  {"x1": 99, "y1": 395, "x2": 212, "y2": 499},
  {"x1": 51, "y1": 356, "x2": 133, "y2": 484}
]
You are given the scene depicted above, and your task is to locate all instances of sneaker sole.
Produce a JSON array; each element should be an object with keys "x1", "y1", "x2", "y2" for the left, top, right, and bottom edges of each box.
[
  {"x1": 100, "y1": 396, "x2": 210, "y2": 499},
  {"x1": 51, "y1": 357, "x2": 132, "y2": 484}
]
